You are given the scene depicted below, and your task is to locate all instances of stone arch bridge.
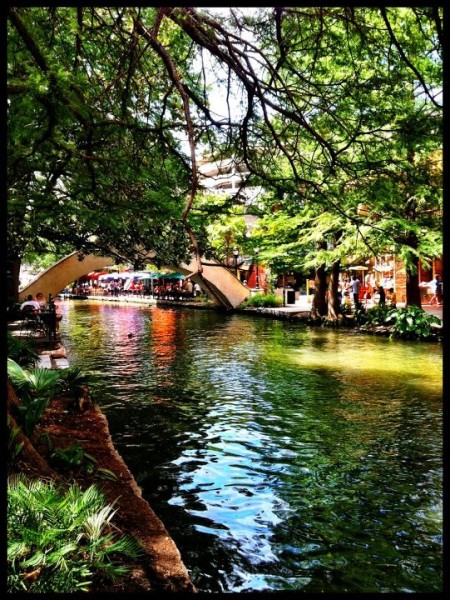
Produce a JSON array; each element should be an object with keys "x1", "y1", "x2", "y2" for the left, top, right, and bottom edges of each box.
[{"x1": 19, "y1": 251, "x2": 250, "y2": 309}]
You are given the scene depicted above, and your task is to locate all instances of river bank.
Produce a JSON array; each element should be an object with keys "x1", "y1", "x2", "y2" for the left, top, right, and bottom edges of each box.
[{"x1": 7, "y1": 320, "x2": 196, "y2": 593}]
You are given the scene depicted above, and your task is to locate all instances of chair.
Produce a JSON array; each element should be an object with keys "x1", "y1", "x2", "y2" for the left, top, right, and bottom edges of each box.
[{"x1": 19, "y1": 306, "x2": 44, "y2": 338}]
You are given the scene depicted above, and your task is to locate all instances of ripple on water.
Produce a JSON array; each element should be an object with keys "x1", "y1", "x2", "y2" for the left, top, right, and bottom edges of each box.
[{"x1": 59, "y1": 301, "x2": 443, "y2": 594}]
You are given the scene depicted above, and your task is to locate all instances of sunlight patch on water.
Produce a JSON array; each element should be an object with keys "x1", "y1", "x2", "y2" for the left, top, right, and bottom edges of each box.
[{"x1": 284, "y1": 342, "x2": 441, "y2": 396}]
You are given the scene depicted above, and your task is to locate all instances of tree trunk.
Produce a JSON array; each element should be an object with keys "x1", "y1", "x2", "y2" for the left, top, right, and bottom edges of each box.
[
  {"x1": 7, "y1": 257, "x2": 21, "y2": 305},
  {"x1": 327, "y1": 260, "x2": 341, "y2": 321},
  {"x1": 406, "y1": 254, "x2": 422, "y2": 307},
  {"x1": 311, "y1": 265, "x2": 327, "y2": 318}
]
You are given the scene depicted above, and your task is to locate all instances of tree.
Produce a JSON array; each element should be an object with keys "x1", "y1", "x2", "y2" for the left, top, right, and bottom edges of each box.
[
  {"x1": 8, "y1": 7, "x2": 442, "y2": 306},
  {"x1": 7, "y1": 7, "x2": 196, "y2": 299},
  {"x1": 207, "y1": 7, "x2": 442, "y2": 311}
]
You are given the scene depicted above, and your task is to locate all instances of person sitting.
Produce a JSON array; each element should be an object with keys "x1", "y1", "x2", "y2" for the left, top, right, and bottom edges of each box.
[{"x1": 20, "y1": 294, "x2": 41, "y2": 313}]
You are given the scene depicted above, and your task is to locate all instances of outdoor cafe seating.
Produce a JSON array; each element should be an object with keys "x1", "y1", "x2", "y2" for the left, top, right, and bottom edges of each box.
[
  {"x1": 19, "y1": 303, "x2": 58, "y2": 343},
  {"x1": 19, "y1": 304, "x2": 44, "y2": 338}
]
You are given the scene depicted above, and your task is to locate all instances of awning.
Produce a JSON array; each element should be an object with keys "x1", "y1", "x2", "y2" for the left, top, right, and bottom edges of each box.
[{"x1": 87, "y1": 271, "x2": 109, "y2": 280}]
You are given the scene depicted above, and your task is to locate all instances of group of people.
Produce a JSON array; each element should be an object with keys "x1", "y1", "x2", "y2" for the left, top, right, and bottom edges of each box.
[
  {"x1": 340, "y1": 274, "x2": 397, "y2": 310},
  {"x1": 19, "y1": 292, "x2": 62, "y2": 335},
  {"x1": 20, "y1": 291, "x2": 47, "y2": 313},
  {"x1": 69, "y1": 278, "x2": 203, "y2": 301},
  {"x1": 152, "y1": 280, "x2": 202, "y2": 300}
]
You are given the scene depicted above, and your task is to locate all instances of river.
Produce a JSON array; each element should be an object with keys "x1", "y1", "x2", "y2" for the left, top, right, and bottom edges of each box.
[{"x1": 58, "y1": 299, "x2": 443, "y2": 593}]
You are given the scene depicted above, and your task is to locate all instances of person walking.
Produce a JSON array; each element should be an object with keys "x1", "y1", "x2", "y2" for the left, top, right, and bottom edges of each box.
[
  {"x1": 378, "y1": 285, "x2": 386, "y2": 306},
  {"x1": 429, "y1": 275, "x2": 442, "y2": 305},
  {"x1": 348, "y1": 275, "x2": 361, "y2": 310}
]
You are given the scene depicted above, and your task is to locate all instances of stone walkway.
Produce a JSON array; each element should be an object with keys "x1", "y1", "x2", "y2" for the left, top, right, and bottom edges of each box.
[{"x1": 263, "y1": 296, "x2": 443, "y2": 322}]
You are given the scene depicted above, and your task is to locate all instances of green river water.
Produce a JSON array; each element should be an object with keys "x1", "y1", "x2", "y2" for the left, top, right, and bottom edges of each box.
[{"x1": 58, "y1": 300, "x2": 443, "y2": 593}]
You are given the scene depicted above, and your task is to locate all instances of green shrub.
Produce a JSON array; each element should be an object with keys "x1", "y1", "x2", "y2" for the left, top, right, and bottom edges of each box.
[
  {"x1": 358, "y1": 304, "x2": 396, "y2": 326},
  {"x1": 51, "y1": 444, "x2": 117, "y2": 480},
  {"x1": 7, "y1": 475, "x2": 141, "y2": 592},
  {"x1": 52, "y1": 443, "x2": 98, "y2": 474},
  {"x1": 387, "y1": 305, "x2": 441, "y2": 340},
  {"x1": 241, "y1": 292, "x2": 282, "y2": 308}
]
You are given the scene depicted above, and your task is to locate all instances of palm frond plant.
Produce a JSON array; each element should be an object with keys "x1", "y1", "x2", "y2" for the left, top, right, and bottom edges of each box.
[
  {"x1": 57, "y1": 366, "x2": 96, "y2": 405},
  {"x1": 7, "y1": 358, "x2": 63, "y2": 437},
  {"x1": 7, "y1": 475, "x2": 142, "y2": 593},
  {"x1": 7, "y1": 333, "x2": 40, "y2": 369}
]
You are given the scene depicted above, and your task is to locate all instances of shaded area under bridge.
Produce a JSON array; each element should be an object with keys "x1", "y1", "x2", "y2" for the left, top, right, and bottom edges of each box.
[{"x1": 19, "y1": 251, "x2": 250, "y2": 309}]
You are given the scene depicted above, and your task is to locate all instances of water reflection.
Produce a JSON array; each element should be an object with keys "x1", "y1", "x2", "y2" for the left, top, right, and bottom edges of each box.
[{"x1": 59, "y1": 301, "x2": 443, "y2": 593}]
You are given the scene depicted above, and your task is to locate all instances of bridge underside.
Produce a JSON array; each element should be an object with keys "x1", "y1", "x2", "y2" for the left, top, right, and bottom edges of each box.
[{"x1": 19, "y1": 252, "x2": 250, "y2": 309}]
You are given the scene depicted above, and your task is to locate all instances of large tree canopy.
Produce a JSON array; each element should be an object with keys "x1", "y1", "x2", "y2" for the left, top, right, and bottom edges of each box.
[{"x1": 7, "y1": 7, "x2": 442, "y2": 306}]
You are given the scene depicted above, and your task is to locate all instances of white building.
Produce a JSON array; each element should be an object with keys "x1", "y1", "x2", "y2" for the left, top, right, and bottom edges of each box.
[{"x1": 198, "y1": 157, "x2": 263, "y2": 208}]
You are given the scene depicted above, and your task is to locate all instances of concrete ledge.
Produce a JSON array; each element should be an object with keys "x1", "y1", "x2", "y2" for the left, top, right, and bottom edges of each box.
[
  {"x1": 37, "y1": 354, "x2": 69, "y2": 370},
  {"x1": 52, "y1": 358, "x2": 70, "y2": 370},
  {"x1": 38, "y1": 355, "x2": 53, "y2": 369}
]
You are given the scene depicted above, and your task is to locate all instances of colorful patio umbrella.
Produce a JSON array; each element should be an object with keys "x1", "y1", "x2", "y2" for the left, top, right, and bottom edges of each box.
[
  {"x1": 98, "y1": 272, "x2": 120, "y2": 281},
  {"x1": 127, "y1": 271, "x2": 154, "y2": 279},
  {"x1": 137, "y1": 272, "x2": 161, "y2": 280},
  {"x1": 162, "y1": 273, "x2": 185, "y2": 280}
]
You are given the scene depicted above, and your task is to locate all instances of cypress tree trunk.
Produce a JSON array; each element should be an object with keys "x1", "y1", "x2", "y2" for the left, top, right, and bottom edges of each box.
[
  {"x1": 7, "y1": 257, "x2": 21, "y2": 305},
  {"x1": 327, "y1": 260, "x2": 341, "y2": 321},
  {"x1": 406, "y1": 254, "x2": 422, "y2": 308},
  {"x1": 311, "y1": 265, "x2": 327, "y2": 318}
]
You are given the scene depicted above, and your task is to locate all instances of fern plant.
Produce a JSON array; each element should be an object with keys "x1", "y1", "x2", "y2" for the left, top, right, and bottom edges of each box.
[{"x1": 7, "y1": 475, "x2": 142, "y2": 593}]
